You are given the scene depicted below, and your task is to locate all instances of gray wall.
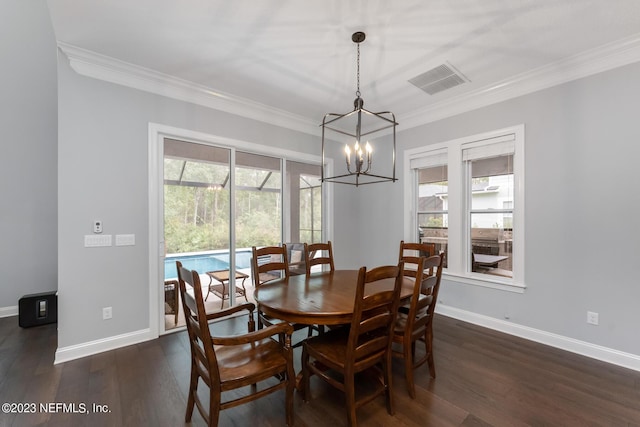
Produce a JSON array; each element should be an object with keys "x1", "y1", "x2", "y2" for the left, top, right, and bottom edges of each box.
[
  {"x1": 6, "y1": 1, "x2": 640, "y2": 363},
  {"x1": 0, "y1": 1, "x2": 58, "y2": 311},
  {"x1": 353, "y1": 61, "x2": 640, "y2": 356},
  {"x1": 56, "y1": 55, "x2": 320, "y2": 348}
]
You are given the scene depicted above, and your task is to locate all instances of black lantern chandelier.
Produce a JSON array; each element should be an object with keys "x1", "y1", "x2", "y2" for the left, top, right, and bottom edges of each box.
[{"x1": 321, "y1": 32, "x2": 398, "y2": 186}]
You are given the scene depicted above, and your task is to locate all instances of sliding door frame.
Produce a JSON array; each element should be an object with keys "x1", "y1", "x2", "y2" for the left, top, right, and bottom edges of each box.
[{"x1": 148, "y1": 123, "x2": 330, "y2": 336}]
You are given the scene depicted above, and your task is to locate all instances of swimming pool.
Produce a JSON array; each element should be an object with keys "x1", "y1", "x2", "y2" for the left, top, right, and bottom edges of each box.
[{"x1": 164, "y1": 249, "x2": 253, "y2": 280}]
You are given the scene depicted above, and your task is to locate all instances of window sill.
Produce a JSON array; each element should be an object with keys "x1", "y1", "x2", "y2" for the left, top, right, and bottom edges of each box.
[{"x1": 442, "y1": 271, "x2": 526, "y2": 294}]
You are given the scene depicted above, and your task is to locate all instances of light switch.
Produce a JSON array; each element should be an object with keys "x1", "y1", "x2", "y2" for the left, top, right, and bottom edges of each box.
[
  {"x1": 84, "y1": 235, "x2": 112, "y2": 247},
  {"x1": 115, "y1": 234, "x2": 135, "y2": 246}
]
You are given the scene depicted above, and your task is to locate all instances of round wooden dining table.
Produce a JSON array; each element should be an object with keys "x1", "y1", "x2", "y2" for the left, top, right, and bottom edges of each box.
[{"x1": 253, "y1": 270, "x2": 415, "y2": 326}]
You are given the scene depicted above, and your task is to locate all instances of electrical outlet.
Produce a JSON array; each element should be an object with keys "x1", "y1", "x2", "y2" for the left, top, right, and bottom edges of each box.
[
  {"x1": 103, "y1": 306, "x2": 112, "y2": 320},
  {"x1": 94, "y1": 220, "x2": 103, "y2": 234},
  {"x1": 587, "y1": 311, "x2": 599, "y2": 325}
]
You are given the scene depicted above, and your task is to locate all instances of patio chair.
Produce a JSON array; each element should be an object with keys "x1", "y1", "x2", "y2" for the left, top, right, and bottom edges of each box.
[{"x1": 164, "y1": 279, "x2": 179, "y2": 326}]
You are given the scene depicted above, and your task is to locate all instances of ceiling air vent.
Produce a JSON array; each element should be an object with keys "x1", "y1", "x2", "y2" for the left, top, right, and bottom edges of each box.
[{"x1": 409, "y1": 62, "x2": 468, "y2": 95}]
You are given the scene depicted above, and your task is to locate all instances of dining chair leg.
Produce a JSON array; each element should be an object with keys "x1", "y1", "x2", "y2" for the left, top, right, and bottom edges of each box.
[
  {"x1": 403, "y1": 337, "x2": 416, "y2": 399},
  {"x1": 426, "y1": 324, "x2": 436, "y2": 378},
  {"x1": 344, "y1": 375, "x2": 357, "y2": 427},
  {"x1": 209, "y1": 393, "x2": 221, "y2": 427},
  {"x1": 185, "y1": 366, "x2": 197, "y2": 422},
  {"x1": 301, "y1": 346, "x2": 310, "y2": 402},
  {"x1": 383, "y1": 356, "x2": 395, "y2": 416},
  {"x1": 286, "y1": 361, "x2": 295, "y2": 426}
]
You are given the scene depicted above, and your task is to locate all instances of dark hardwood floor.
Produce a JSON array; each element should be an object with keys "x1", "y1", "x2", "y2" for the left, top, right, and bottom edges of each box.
[{"x1": 1, "y1": 313, "x2": 639, "y2": 426}]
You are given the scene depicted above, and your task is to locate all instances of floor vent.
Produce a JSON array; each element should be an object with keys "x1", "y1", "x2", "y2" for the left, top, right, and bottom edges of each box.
[{"x1": 409, "y1": 63, "x2": 468, "y2": 95}]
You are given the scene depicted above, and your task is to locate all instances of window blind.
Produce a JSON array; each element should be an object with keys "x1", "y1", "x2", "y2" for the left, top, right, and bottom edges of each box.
[
  {"x1": 462, "y1": 133, "x2": 515, "y2": 161},
  {"x1": 409, "y1": 148, "x2": 448, "y2": 169}
]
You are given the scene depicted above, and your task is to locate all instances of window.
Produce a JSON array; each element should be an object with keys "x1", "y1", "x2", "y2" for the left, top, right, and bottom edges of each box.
[
  {"x1": 412, "y1": 150, "x2": 449, "y2": 267},
  {"x1": 464, "y1": 142, "x2": 514, "y2": 278},
  {"x1": 405, "y1": 125, "x2": 524, "y2": 290}
]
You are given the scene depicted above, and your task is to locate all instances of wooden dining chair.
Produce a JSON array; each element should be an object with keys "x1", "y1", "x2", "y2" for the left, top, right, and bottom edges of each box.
[
  {"x1": 391, "y1": 253, "x2": 444, "y2": 398},
  {"x1": 303, "y1": 241, "x2": 335, "y2": 275},
  {"x1": 251, "y1": 245, "x2": 315, "y2": 345},
  {"x1": 301, "y1": 262, "x2": 404, "y2": 427},
  {"x1": 398, "y1": 240, "x2": 436, "y2": 275},
  {"x1": 398, "y1": 240, "x2": 437, "y2": 314},
  {"x1": 284, "y1": 242, "x2": 307, "y2": 275},
  {"x1": 251, "y1": 244, "x2": 290, "y2": 287},
  {"x1": 175, "y1": 261, "x2": 295, "y2": 427}
]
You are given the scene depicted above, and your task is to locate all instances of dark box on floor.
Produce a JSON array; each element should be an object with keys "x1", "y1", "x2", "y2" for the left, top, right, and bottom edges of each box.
[{"x1": 19, "y1": 291, "x2": 58, "y2": 328}]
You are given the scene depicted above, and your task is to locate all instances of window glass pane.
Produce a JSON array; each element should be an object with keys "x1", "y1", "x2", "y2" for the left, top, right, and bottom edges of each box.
[
  {"x1": 469, "y1": 154, "x2": 513, "y2": 278},
  {"x1": 418, "y1": 213, "x2": 448, "y2": 268},
  {"x1": 312, "y1": 186, "x2": 322, "y2": 242},
  {"x1": 470, "y1": 215, "x2": 512, "y2": 277},
  {"x1": 183, "y1": 161, "x2": 229, "y2": 186},
  {"x1": 285, "y1": 160, "x2": 322, "y2": 244},
  {"x1": 471, "y1": 155, "x2": 513, "y2": 210},
  {"x1": 235, "y1": 168, "x2": 281, "y2": 189},
  {"x1": 164, "y1": 158, "x2": 184, "y2": 181},
  {"x1": 163, "y1": 144, "x2": 231, "y2": 256},
  {"x1": 417, "y1": 164, "x2": 448, "y2": 267},
  {"x1": 235, "y1": 153, "x2": 281, "y2": 248}
]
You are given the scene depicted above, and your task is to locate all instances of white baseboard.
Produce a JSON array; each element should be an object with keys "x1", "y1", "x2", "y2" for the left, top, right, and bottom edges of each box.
[
  {"x1": 54, "y1": 328, "x2": 154, "y2": 364},
  {"x1": 436, "y1": 304, "x2": 640, "y2": 372},
  {"x1": 0, "y1": 306, "x2": 18, "y2": 318},
  {"x1": 42, "y1": 304, "x2": 640, "y2": 371}
]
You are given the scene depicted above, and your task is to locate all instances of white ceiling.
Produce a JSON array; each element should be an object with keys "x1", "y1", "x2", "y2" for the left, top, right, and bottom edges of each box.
[{"x1": 47, "y1": 0, "x2": 640, "y2": 132}]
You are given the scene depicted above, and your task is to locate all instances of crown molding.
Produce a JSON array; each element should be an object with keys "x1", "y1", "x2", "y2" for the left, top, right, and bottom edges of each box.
[
  {"x1": 401, "y1": 33, "x2": 640, "y2": 130},
  {"x1": 59, "y1": 34, "x2": 640, "y2": 137},
  {"x1": 58, "y1": 42, "x2": 319, "y2": 136}
]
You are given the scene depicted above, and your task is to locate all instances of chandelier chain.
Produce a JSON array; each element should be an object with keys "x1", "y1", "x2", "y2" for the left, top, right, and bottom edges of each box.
[{"x1": 356, "y1": 43, "x2": 361, "y2": 98}]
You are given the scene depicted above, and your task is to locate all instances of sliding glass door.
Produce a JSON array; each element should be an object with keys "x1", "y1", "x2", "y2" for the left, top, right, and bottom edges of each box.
[
  {"x1": 161, "y1": 139, "x2": 322, "y2": 331},
  {"x1": 234, "y1": 152, "x2": 282, "y2": 248},
  {"x1": 234, "y1": 152, "x2": 283, "y2": 297}
]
